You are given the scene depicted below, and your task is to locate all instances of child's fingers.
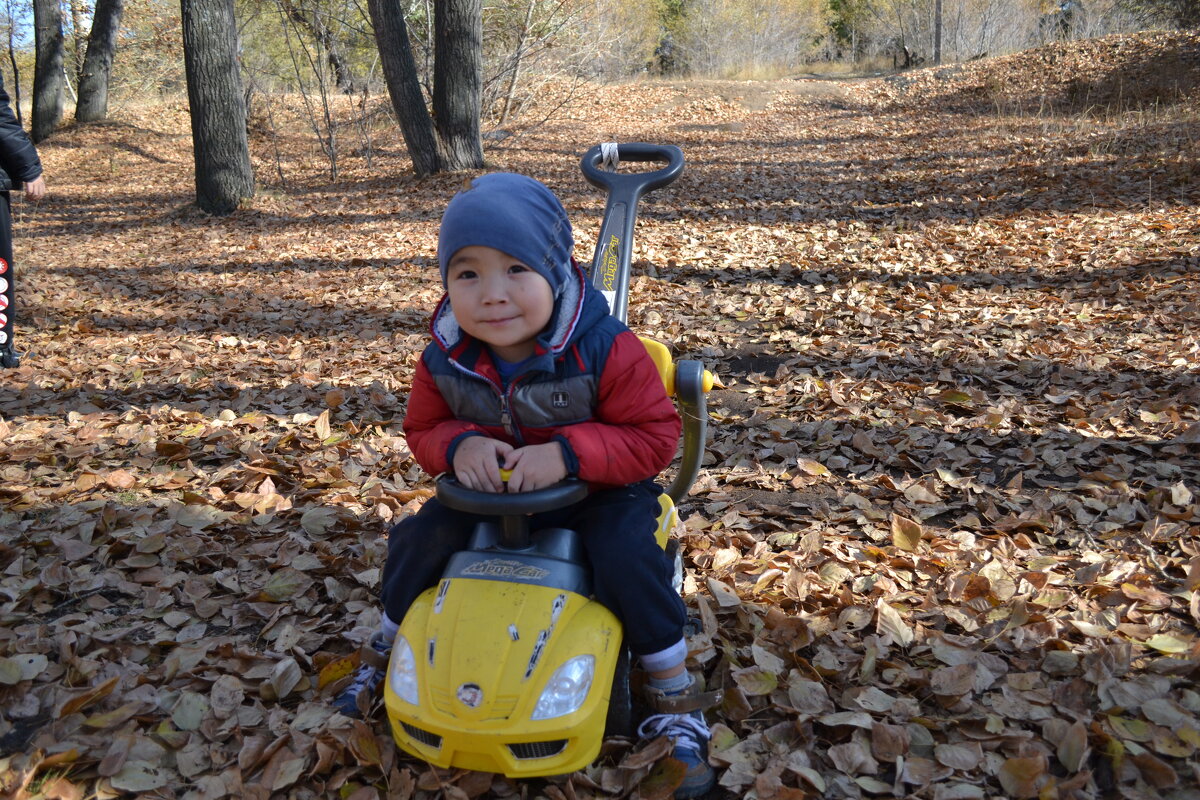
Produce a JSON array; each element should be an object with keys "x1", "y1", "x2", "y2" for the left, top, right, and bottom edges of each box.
[
  {"x1": 504, "y1": 451, "x2": 540, "y2": 493},
  {"x1": 468, "y1": 469, "x2": 502, "y2": 493},
  {"x1": 475, "y1": 459, "x2": 503, "y2": 493},
  {"x1": 500, "y1": 447, "x2": 523, "y2": 470},
  {"x1": 455, "y1": 438, "x2": 514, "y2": 492},
  {"x1": 511, "y1": 444, "x2": 570, "y2": 492},
  {"x1": 508, "y1": 468, "x2": 531, "y2": 493}
]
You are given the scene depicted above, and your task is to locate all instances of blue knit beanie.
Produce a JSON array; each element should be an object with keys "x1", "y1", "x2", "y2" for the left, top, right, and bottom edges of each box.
[{"x1": 438, "y1": 174, "x2": 574, "y2": 298}]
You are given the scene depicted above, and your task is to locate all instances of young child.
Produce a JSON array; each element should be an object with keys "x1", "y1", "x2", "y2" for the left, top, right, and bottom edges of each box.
[{"x1": 334, "y1": 173, "x2": 717, "y2": 796}]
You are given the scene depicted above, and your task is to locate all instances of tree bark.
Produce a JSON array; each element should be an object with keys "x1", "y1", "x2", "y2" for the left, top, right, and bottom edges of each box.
[
  {"x1": 32, "y1": 0, "x2": 65, "y2": 143},
  {"x1": 433, "y1": 0, "x2": 483, "y2": 170},
  {"x1": 76, "y1": 0, "x2": 125, "y2": 123},
  {"x1": 367, "y1": 0, "x2": 441, "y2": 176},
  {"x1": 181, "y1": 0, "x2": 255, "y2": 215},
  {"x1": 933, "y1": 0, "x2": 942, "y2": 65}
]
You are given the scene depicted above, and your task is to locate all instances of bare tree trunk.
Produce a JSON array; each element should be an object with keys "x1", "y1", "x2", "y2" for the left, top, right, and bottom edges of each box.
[
  {"x1": 280, "y1": 0, "x2": 359, "y2": 93},
  {"x1": 498, "y1": 0, "x2": 535, "y2": 126},
  {"x1": 367, "y1": 0, "x2": 441, "y2": 176},
  {"x1": 275, "y1": 0, "x2": 338, "y2": 178},
  {"x1": 61, "y1": 63, "x2": 76, "y2": 102},
  {"x1": 5, "y1": 0, "x2": 22, "y2": 126},
  {"x1": 69, "y1": 0, "x2": 87, "y2": 79},
  {"x1": 181, "y1": 0, "x2": 254, "y2": 214},
  {"x1": 32, "y1": 0, "x2": 65, "y2": 142},
  {"x1": 1176, "y1": 0, "x2": 1200, "y2": 26},
  {"x1": 423, "y1": 0, "x2": 434, "y2": 89},
  {"x1": 433, "y1": 0, "x2": 483, "y2": 170},
  {"x1": 934, "y1": 0, "x2": 942, "y2": 65},
  {"x1": 76, "y1": 0, "x2": 124, "y2": 122}
]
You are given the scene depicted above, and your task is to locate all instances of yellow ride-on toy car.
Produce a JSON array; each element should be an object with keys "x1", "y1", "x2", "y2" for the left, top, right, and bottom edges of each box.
[{"x1": 383, "y1": 143, "x2": 715, "y2": 777}]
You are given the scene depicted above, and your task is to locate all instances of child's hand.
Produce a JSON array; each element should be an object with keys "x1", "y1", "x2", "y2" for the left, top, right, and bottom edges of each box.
[
  {"x1": 453, "y1": 437, "x2": 514, "y2": 493},
  {"x1": 504, "y1": 443, "x2": 568, "y2": 493}
]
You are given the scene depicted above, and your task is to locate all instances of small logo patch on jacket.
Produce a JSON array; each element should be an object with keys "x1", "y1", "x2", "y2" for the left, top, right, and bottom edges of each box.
[{"x1": 552, "y1": 391, "x2": 570, "y2": 408}]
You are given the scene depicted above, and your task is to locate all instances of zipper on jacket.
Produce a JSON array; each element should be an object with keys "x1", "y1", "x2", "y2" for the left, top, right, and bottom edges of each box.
[
  {"x1": 449, "y1": 355, "x2": 527, "y2": 445},
  {"x1": 500, "y1": 381, "x2": 527, "y2": 445},
  {"x1": 498, "y1": 391, "x2": 517, "y2": 442}
]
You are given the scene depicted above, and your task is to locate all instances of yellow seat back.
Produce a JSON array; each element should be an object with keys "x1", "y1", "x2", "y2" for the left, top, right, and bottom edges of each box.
[
  {"x1": 639, "y1": 336, "x2": 676, "y2": 396},
  {"x1": 639, "y1": 336, "x2": 716, "y2": 399},
  {"x1": 654, "y1": 492, "x2": 677, "y2": 550}
]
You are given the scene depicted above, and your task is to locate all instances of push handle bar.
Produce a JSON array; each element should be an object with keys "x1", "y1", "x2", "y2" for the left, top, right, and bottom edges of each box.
[{"x1": 580, "y1": 143, "x2": 684, "y2": 324}]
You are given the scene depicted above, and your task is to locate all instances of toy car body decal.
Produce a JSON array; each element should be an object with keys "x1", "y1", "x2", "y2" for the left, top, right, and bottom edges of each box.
[
  {"x1": 457, "y1": 682, "x2": 483, "y2": 708},
  {"x1": 433, "y1": 580, "x2": 450, "y2": 614},
  {"x1": 600, "y1": 234, "x2": 620, "y2": 291},
  {"x1": 524, "y1": 629, "x2": 548, "y2": 680},
  {"x1": 462, "y1": 558, "x2": 550, "y2": 581},
  {"x1": 523, "y1": 594, "x2": 568, "y2": 680}
]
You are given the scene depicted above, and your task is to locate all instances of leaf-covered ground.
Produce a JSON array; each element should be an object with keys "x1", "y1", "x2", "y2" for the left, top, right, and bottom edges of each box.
[{"x1": 2, "y1": 30, "x2": 1199, "y2": 800}]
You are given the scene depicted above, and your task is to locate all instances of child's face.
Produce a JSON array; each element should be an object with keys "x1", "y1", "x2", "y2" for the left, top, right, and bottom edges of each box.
[{"x1": 446, "y1": 245, "x2": 555, "y2": 362}]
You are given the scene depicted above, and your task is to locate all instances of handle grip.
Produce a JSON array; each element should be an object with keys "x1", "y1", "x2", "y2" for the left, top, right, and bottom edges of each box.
[{"x1": 580, "y1": 143, "x2": 685, "y2": 195}]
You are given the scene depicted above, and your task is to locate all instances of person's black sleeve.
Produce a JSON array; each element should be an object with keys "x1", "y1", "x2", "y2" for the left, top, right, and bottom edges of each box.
[{"x1": 0, "y1": 85, "x2": 42, "y2": 188}]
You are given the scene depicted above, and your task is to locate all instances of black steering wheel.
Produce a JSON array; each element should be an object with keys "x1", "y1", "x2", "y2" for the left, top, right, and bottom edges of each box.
[{"x1": 436, "y1": 476, "x2": 589, "y2": 517}]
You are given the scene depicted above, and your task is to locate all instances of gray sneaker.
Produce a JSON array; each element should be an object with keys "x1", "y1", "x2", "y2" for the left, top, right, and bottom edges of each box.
[
  {"x1": 637, "y1": 710, "x2": 715, "y2": 798},
  {"x1": 332, "y1": 631, "x2": 391, "y2": 718},
  {"x1": 640, "y1": 678, "x2": 723, "y2": 798}
]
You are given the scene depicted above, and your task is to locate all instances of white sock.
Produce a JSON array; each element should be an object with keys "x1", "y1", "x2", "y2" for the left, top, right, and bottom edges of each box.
[
  {"x1": 639, "y1": 637, "x2": 688, "y2": 673},
  {"x1": 379, "y1": 613, "x2": 400, "y2": 644},
  {"x1": 648, "y1": 670, "x2": 692, "y2": 694}
]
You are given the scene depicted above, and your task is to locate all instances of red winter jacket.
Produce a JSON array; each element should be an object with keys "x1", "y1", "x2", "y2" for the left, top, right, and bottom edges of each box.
[{"x1": 403, "y1": 264, "x2": 680, "y2": 488}]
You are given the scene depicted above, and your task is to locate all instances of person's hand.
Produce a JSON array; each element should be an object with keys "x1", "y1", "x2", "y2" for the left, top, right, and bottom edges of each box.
[
  {"x1": 23, "y1": 176, "x2": 45, "y2": 203},
  {"x1": 452, "y1": 436, "x2": 514, "y2": 493},
  {"x1": 504, "y1": 443, "x2": 568, "y2": 493}
]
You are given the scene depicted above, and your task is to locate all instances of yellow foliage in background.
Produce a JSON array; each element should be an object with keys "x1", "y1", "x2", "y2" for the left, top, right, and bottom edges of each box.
[{"x1": 678, "y1": 0, "x2": 830, "y2": 78}]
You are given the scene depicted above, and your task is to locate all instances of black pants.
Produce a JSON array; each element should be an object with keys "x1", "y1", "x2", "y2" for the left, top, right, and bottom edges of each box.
[
  {"x1": 380, "y1": 480, "x2": 687, "y2": 657},
  {"x1": 0, "y1": 192, "x2": 13, "y2": 358}
]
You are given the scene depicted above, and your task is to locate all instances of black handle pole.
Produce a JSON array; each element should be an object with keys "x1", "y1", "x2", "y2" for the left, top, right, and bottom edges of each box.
[{"x1": 580, "y1": 143, "x2": 684, "y2": 324}]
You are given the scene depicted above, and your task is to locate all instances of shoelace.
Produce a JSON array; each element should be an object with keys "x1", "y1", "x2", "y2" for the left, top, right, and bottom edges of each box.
[
  {"x1": 637, "y1": 713, "x2": 710, "y2": 754},
  {"x1": 345, "y1": 637, "x2": 390, "y2": 695},
  {"x1": 344, "y1": 660, "x2": 385, "y2": 696}
]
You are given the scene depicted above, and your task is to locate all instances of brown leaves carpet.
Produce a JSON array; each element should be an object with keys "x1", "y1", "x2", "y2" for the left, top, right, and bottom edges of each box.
[{"x1": 2, "y1": 30, "x2": 1198, "y2": 800}]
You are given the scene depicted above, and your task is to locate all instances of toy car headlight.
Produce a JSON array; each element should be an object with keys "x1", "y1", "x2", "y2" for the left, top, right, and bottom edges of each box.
[
  {"x1": 531, "y1": 655, "x2": 595, "y2": 720},
  {"x1": 388, "y1": 635, "x2": 419, "y2": 705}
]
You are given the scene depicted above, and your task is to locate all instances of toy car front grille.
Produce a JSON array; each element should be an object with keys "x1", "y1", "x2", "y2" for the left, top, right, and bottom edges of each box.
[
  {"x1": 401, "y1": 722, "x2": 443, "y2": 750},
  {"x1": 507, "y1": 740, "x2": 568, "y2": 760}
]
